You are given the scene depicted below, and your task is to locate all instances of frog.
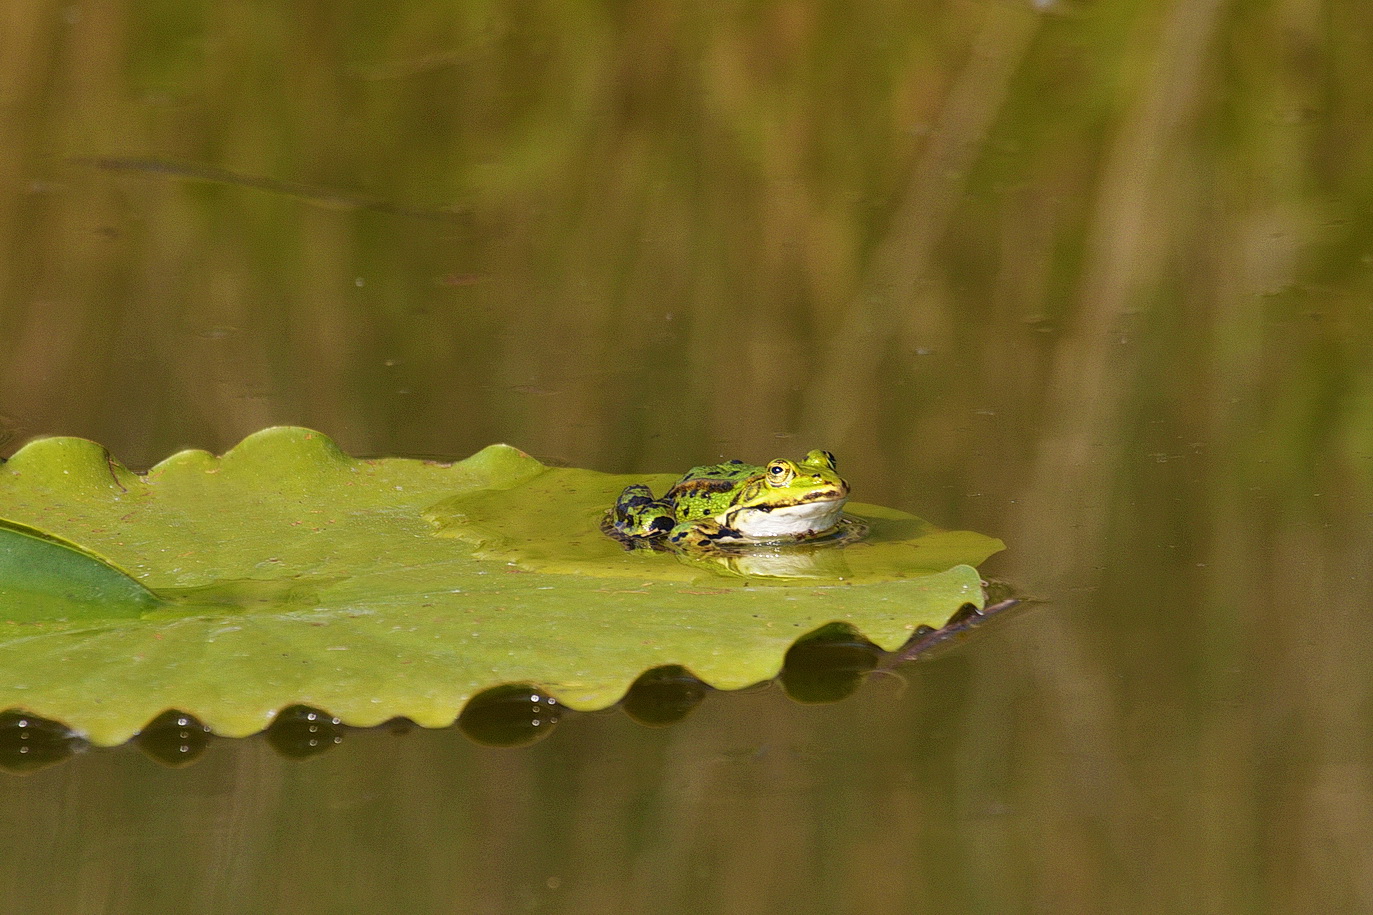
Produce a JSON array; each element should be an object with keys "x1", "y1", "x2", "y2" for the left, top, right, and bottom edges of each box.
[{"x1": 605, "y1": 450, "x2": 850, "y2": 550}]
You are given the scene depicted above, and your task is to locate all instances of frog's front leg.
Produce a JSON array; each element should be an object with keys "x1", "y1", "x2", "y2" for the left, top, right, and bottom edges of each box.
[
  {"x1": 667, "y1": 519, "x2": 730, "y2": 550},
  {"x1": 612, "y1": 484, "x2": 676, "y2": 539}
]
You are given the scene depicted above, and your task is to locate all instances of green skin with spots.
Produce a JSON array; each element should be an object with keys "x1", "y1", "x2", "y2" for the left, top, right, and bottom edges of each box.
[{"x1": 608, "y1": 450, "x2": 850, "y2": 550}]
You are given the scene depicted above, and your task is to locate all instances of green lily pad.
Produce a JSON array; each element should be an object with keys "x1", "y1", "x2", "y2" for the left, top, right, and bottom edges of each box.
[{"x1": 0, "y1": 428, "x2": 1003, "y2": 746}]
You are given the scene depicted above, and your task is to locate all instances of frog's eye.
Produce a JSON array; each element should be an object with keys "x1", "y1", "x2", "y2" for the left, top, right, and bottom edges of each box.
[{"x1": 766, "y1": 461, "x2": 794, "y2": 486}]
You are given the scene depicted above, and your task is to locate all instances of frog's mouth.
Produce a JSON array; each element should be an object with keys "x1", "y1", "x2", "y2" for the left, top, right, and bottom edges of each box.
[{"x1": 726, "y1": 495, "x2": 849, "y2": 541}]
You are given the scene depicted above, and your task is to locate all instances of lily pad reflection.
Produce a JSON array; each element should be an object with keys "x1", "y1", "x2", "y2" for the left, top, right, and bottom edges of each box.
[
  {"x1": 0, "y1": 711, "x2": 85, "y2": 773},
  {"x1": 619, "y1": 666, "x2": 710, "y2": 727},
  {"x1": 780, "y1": 625, "x2": 885, "y2": 704},
  {"x1": 265, "y1": 706, "x2": 345, "y2": 760},
  {"x1": 457, "y1": 685, "x2": 562, "y2": 748},
  {"x1": 136, "y1": 710, "x2": 214, "y2": 768}
]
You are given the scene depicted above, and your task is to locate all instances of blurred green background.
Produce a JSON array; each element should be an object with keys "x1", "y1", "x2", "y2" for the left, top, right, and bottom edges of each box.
[{"x1": 3, "y1": 0, "x2": 1373, "y2": 911}]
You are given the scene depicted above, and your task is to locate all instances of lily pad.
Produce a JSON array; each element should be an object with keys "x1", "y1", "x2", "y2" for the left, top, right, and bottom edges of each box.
[{"x1": 0, "y1": 428, "x2": 1003, "y2": 746}]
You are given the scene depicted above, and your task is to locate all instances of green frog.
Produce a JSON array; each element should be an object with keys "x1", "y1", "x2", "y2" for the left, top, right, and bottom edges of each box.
[{"x1": 606, "y1": 450, "x2": 850, "y2": 550}]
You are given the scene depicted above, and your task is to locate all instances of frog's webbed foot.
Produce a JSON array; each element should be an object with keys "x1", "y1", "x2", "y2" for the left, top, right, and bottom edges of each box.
[{"x1": 610, "y1": 483, "x2": 674, "y2": 540}]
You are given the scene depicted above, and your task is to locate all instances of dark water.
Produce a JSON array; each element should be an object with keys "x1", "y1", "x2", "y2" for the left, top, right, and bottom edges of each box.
[{"x1": 4, "y1": 0, "x2": 1373, "y2": 911}]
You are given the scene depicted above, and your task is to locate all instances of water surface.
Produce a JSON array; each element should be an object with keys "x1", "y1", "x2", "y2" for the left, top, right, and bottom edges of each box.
[{"x1": 2, "y1": 0, "x2": 1372, "y2": 911}]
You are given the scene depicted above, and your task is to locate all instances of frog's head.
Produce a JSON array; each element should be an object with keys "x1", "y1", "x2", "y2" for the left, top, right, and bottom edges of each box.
[{"x1": 721, "y1": 449, "x2": 850, "y2": 540}]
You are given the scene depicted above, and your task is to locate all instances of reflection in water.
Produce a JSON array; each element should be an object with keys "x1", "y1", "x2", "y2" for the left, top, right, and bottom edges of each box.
[
  {"x1": 3, "y1": 0, "x2": 1373, "y2": 909},
  {"x1": 661, "y1": 524, "x2": 868, "y2": 581},
  {"x1": 264, "y1": 706, "x2": 345, "y2": 760},
  {"x1": 135, "y1": 711, "x2": 213, "y2": 768},
  {"x1": 73, "y1": 156, "x2": 473, "y2": 224},
  {"x1": 619, "y1": 666, "x2": 710, "y2": 728},
  {"x1": 0, "y1": 711, "x2": 85, "y2": 774},
  {"x1": 779, "y1": 627, "x2": 884, "y2": 705},
  {"x1": 887, "y1": 595, "x2": 1029, "y2": 665},
  {"x1": 457, "y1": 685, "x2": 562, "y2": 748}
]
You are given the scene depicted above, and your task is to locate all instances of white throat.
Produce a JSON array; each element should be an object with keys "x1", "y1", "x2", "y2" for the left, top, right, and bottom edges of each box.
[{"x1": 726, "y1": 498, "x2": 847, "y2": 541}]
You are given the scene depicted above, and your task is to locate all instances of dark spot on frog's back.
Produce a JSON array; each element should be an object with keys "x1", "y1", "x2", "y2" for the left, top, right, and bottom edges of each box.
[{"x1": 666, "y1": 477, "x2": 738, "y2": 498}]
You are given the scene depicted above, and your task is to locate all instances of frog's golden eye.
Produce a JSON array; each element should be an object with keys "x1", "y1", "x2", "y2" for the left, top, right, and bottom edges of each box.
[{"x1": 766, "y1": 461, "x2": 794, "y2": 486}]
